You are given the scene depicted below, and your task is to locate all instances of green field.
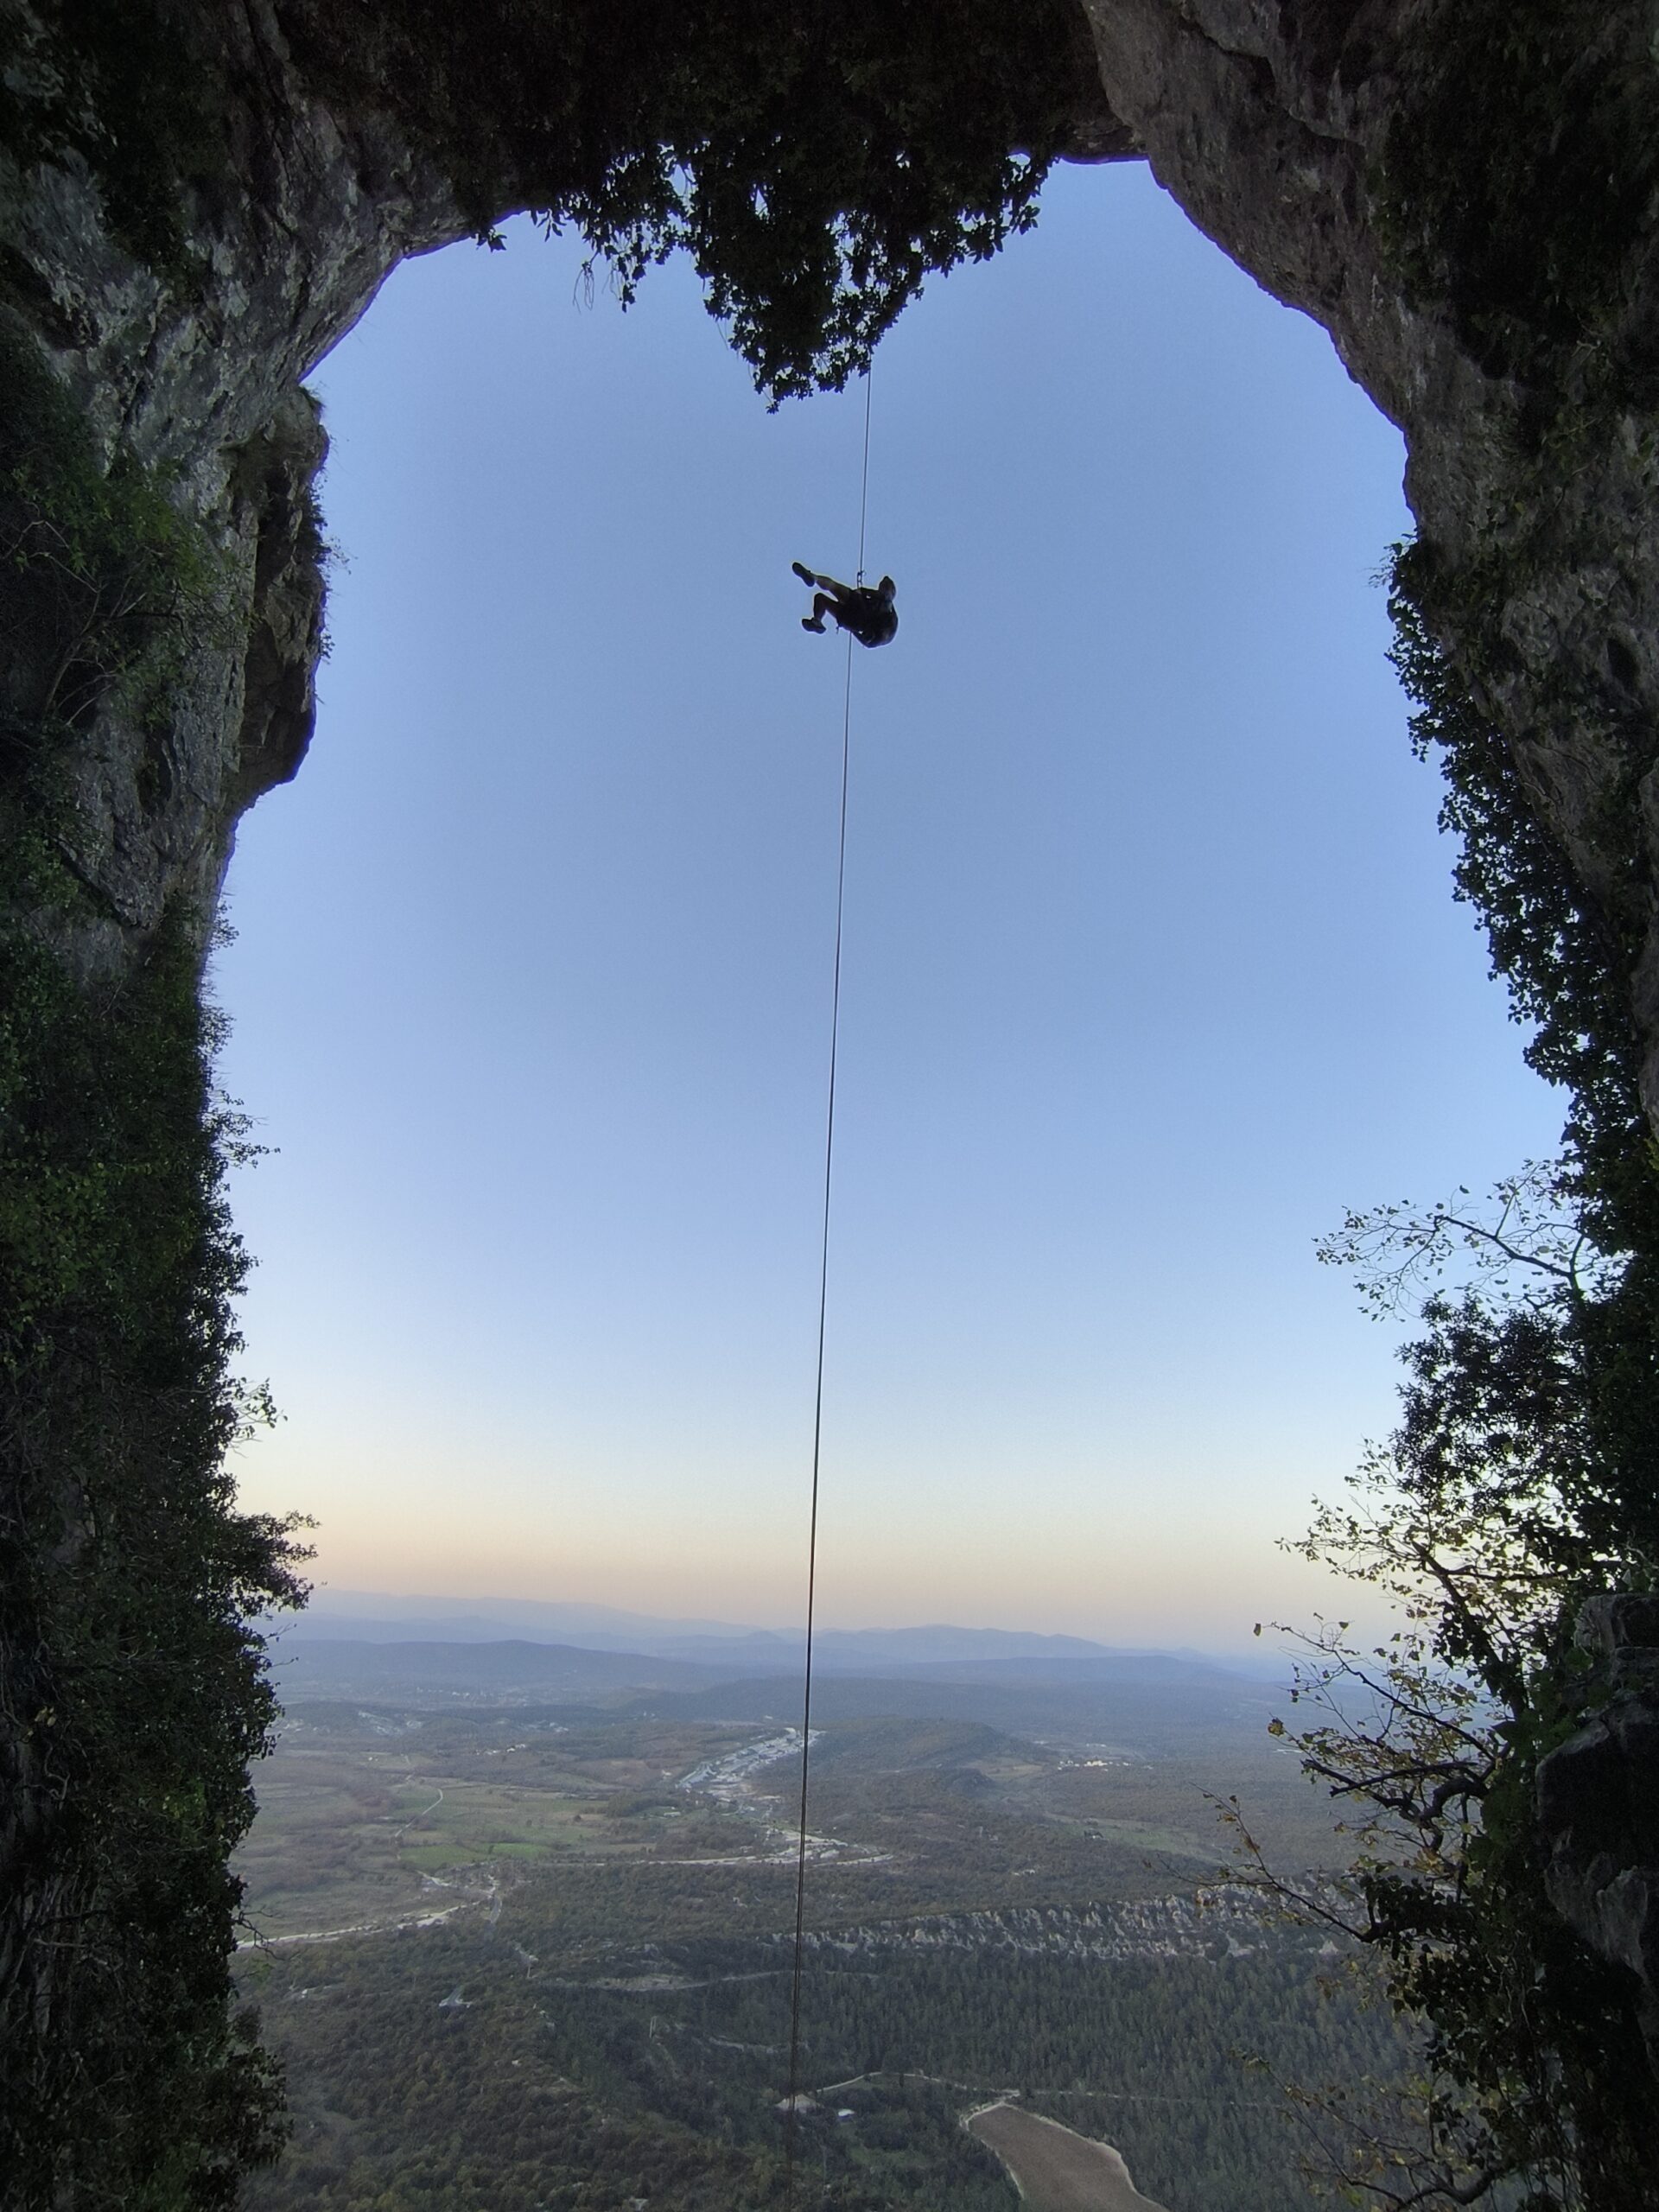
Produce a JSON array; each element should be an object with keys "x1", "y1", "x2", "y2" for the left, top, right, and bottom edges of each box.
[{"x1": 239, "y1": 1709, "x2": 780, "y2": 1938}]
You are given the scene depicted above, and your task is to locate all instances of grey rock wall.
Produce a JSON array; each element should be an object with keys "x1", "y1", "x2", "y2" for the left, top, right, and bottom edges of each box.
[
  {"x1": 46, "y1": 388, "x2": 333, "y2": 981},
  {"x1": 2, "y1": 0, "x2": 474, "y2": 974},
  {"x1": 1537, "y1": 1594, "x2": 1659, "y2": 2065}
]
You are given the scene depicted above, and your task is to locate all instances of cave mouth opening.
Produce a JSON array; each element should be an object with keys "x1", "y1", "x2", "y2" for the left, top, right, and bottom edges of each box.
[
  {"x1": 218, "y1": 166, "x2": 1616, "y2": 2209},
  {"x1": 216, "y1": 162, "x2": 1554, "y2": 1661}
]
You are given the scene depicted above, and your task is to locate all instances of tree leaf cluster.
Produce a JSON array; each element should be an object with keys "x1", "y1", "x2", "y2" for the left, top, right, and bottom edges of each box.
[{"x1": 278, "y1": 0, "x2": 1098, "y2": 401}]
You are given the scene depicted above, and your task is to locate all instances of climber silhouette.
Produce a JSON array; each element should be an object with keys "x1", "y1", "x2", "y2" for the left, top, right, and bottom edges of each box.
[{"x1": 792, "y1": 562, "x2": 898, "y2": 647}]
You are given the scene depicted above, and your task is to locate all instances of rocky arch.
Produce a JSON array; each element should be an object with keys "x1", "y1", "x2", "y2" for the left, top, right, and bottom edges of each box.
[
  {"x1": 9, "y1": 1, "x2": 1657, "y2": 1119},
  {"x1": 3, "y1": 0, "x2": 1658, "y2": 2194}
]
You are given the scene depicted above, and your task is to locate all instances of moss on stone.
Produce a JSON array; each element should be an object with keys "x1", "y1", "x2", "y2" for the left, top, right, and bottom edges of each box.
[{"x1": 1373, "y1": 2, "x2": 1659, "y2": 396}]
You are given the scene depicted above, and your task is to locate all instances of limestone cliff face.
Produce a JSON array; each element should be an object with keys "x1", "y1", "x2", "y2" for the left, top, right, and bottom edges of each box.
[
  {"x1": 3, "y1": 0, "x2": 474, "y2": 974},
  {"x1": 41, "y1": 386, "x2": 329, "y2": 976}
]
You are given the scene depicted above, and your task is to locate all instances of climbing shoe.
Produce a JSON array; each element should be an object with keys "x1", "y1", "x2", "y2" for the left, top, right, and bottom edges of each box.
[
  {"x1": 792, "y1": 562, "x2": 816, "y2": 584},
  {"x1": 802, "y1": 617, "x2": 825, "y2": 632}
]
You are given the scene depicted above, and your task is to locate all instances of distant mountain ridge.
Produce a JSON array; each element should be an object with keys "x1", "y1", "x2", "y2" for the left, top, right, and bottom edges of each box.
[
  {"x1": 268, "y1": 1637, "x2": 732, "y2": 1702},
  {"x1": 282, "y1": 1592, "x2": 1265, "y2": 1674},
  {"x1": 267, "y1": 1640, "x2": 1283, "y2": 1756}
]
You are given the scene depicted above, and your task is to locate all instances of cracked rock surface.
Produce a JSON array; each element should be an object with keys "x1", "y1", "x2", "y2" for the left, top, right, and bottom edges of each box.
[{"x1": 1538, "y1": 1595, "x2": 1659, "y2": 2063}]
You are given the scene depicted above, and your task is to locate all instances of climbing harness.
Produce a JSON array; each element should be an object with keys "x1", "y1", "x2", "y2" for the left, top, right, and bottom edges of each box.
[{"x1": 782, "y1": 365, "x2": 874, "y2": 2209}]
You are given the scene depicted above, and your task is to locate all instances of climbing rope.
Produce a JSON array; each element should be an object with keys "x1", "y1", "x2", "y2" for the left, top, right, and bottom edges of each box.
[
  {"x1": 784, "y1": 364, "x2": 874, "y2": 2208},
  {"x1": 855, "y1": 363, "x2": 874, "y2": 586}
]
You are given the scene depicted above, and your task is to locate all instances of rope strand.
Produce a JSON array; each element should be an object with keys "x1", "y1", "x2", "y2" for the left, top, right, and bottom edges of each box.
[
  {"x1": 855, "y1": 369, "x2": 874, "y2": 585},
  {"x1": 784, "y1": 363, "x2": 871, "y2": 2209}
]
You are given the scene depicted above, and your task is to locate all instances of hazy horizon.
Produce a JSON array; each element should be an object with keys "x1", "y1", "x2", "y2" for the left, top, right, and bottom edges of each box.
[{"x1": 290, "y1": 1580, "x2": 1271, "y2": 1651}]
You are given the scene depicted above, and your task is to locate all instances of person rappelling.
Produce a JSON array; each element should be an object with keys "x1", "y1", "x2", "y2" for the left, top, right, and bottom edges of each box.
[{"x1": 791, "y1": 561, "x2": 898, "y2": 647}]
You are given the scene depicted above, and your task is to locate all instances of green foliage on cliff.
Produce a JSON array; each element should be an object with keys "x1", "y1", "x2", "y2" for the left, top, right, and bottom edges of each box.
[
  {"x1": 0, "y1": 924, "x2": 308, "y2": 2208},
  {"x1": 1282, "y1": 1177, "x2": 1659, "y2": 2207},
  {"x1": 1388, "y1": 541, "x2": 1659, "y2": 1282},
  {"x1": 1389, "y1": 542, "x2": 1659, "y2": 1589},
  {"x1": 1261, "y1": 550, "x2": 1659, "y2": 2208},
  {"x1": 0, "y1": 326, "x2": 310, "y2": 2208},
  {"x1": 0, "y1": 318, "x2": 230, "y2": 773}
]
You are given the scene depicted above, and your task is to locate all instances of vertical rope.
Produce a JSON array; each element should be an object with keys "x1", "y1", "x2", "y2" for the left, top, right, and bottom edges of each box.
[
  {"x1": 855, "y1": 370, "x2": 874, "y2": 586},
  {"x1": 784, "y1": 363, "x2": 871, "y2": 2209}
]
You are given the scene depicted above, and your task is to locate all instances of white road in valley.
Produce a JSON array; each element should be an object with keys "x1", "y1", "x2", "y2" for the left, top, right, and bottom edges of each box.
[
  {"x1": 674, "y1": 1729, "x2": 888, "y2": 1866},
  {"x1": 236, "y1": 1875, "x2": 499, "y2": 1951},
  {"x1": 677, "y1": 1730, "x2": 813, "y2": 1802}
]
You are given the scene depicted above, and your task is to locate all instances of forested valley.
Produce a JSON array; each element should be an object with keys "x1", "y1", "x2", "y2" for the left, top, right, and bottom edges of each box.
[{"x1": 235, "y1": 1673, "x2": 1419, "y2": 2210}]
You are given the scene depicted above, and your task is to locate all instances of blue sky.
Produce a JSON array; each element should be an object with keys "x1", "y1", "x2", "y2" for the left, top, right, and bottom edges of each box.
[{"x1": 217, "y1": 161, "x2": 1560, "y2": 1653}]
